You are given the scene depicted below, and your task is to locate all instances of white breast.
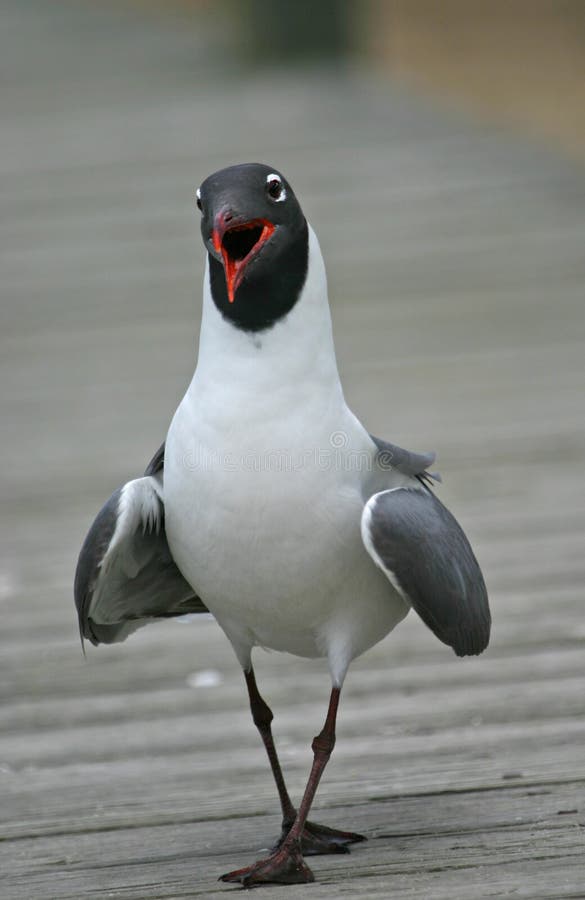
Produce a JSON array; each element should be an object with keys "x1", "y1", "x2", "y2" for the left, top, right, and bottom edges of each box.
[{"x1": 163, "y1": 225, "x2": 409, "y2": 684}]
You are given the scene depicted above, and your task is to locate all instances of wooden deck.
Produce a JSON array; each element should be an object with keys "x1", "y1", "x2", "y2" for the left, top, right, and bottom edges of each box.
[{"x1": 1, "y1": 2, "x2": 585, "y2": 897}]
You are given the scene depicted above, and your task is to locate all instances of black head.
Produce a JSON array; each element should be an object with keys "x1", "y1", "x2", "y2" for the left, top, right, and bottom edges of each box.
[{"x1": 196, "y1": 163, "x2": 309, "y2": 332}]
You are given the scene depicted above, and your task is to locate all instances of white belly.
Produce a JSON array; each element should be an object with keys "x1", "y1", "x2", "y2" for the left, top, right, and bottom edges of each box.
[{"x1": 164, "y1": 393, "x2": 409, "y2": 682}]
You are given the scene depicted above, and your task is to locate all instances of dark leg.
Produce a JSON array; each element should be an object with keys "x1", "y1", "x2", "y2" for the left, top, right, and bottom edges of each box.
[
  {"x1": 221, "y1": 685, "x2": 363, "y2": 886},
  {"x1": 244, "y1": 667, "x2": 296, "y2": 825},
  {"x1": 244, "y1": 668, "x2": 365, "y2": 857}
]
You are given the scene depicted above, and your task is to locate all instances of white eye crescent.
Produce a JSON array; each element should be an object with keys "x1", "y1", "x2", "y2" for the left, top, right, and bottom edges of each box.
[
  {"x1": 196, "y1": 187, "x2": 202, "y2": 211},
  {"x1": 266, "y1": 173, "x2": 286, "y2": 202}
]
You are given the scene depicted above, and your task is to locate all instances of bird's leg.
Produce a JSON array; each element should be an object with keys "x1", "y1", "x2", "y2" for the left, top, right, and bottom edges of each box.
[
  {"x1": 221, "y1": 684, "x2": 364, "y2": 886},
  {"x1": 244, "y1": 666, "x2": 296, "y2": 825},
  {"x1": 244, "y1": 668, "x2": 365, "y2": 858}
]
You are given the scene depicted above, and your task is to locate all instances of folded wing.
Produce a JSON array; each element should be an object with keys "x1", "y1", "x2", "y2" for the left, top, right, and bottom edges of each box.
[
  {"x1": 361, "y1": 486, "x2": 490, "y2": 656},
  {"x1": 74, "y1": 453, "x2": 207, "y2": 647},
  {"x1": 370, "y1": 434, "x2": 441, "y2": 486}
]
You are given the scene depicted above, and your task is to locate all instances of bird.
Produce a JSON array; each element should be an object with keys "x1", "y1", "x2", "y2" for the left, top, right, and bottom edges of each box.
[{"x1": 75, "y1": 162, "x2": 490, "y2": 887}]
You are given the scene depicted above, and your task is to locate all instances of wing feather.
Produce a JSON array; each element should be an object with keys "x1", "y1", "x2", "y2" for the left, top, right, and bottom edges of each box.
[
  {"x1": 362, "y1": 486, "x2": 490, "y2": 656},
  {"x1": 370, "y1": 435, "x2": 441, "y2": 485},
  {"x1": 74, "y1": 471, "x2": 207, "y2": 647}
]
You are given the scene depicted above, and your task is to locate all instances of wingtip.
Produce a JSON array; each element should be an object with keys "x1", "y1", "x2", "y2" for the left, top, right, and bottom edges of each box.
[
  {"x1": 451, "y1": 622, "x2": 491, "y2": 658},
  {"x1": 425, "y1": 450, "x2": 437, "y2": 468}
]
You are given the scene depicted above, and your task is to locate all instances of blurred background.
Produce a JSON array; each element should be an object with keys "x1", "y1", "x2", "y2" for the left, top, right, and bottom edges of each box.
[{"x1": 2, "y1": 1, "x2": 585, "y2": 897}]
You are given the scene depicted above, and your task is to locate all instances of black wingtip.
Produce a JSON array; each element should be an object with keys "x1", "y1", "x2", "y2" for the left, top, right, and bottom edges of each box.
[
  {"x1": 450, "y1": 618, "x2": 491, "y2": 657},
  {"x1": 144, "y1": 442, "x2": 165, "y2": 476},
  {"x1": 453, "y1": 644, "x2": 486, "y2": 658}
]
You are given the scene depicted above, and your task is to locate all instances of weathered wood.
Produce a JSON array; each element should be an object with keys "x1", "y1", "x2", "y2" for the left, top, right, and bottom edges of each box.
[{"x1": 1, "y1": 0, "x2": 585, "y2": 898}]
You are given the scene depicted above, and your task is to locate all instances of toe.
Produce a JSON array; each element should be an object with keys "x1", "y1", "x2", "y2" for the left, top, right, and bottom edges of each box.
[
  {"x1": 219, "y1": 865, "x2": 250, "y2": 884},
  {"x1": 300, "y1": 820, "x2": 367, "y2": 856}
]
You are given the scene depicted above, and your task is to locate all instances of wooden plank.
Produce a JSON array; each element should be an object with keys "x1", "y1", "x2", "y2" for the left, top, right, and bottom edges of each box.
[{"x1": 1, "y1": 1, "x2": 585, "y2": 898}]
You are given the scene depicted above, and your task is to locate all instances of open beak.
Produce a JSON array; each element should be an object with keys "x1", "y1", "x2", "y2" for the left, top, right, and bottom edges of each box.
[{"x1": 212, "y1": 216, "x2": 275, "y2": 303}]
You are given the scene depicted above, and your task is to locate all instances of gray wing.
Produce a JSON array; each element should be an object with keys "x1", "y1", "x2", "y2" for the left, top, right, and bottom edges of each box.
[
  {"x1": 370, "y1": 434, "x2": 441, "y2": 486},
  {"x1": 361, "y1": 486, "x2": 490, "y2": 656},
  {"x1": 144, "y1": 441, "x2": 165, "y2": 476},
  {"x1": 74, "y1": 457, "x2": 207, "y2": 647}
]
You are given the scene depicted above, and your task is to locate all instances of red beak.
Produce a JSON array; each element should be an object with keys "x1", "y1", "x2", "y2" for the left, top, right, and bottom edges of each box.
[{"x1": 212, "y1": 215, "x2": 275, "y2": 303}]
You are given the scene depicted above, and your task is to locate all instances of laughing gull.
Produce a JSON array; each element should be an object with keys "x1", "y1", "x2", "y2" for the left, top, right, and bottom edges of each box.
[{"x1": 75, "y1": 163, "x2": 490, "y2": 886}]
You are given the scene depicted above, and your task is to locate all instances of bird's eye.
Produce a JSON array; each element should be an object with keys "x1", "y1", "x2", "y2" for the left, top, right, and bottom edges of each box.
[
  {"x1": 195, "y1": 187, "x2": 202, "y2": 211},
  {"x1": 266, "y1": 174, "x2": 285, "y2": 202}
]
